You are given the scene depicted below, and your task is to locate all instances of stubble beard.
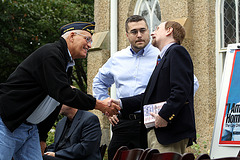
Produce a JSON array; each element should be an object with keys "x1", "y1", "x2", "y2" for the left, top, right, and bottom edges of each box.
[{"x1": 152, "y1": 38, "x2": 157, "y2": 47}]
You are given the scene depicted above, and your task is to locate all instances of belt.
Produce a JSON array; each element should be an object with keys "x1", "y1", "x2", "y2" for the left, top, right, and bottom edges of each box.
[{"x1": 118, "y1": 113, "x2": 141, "y2": 120}]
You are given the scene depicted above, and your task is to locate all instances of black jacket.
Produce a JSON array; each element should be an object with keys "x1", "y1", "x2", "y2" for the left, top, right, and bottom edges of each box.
[
  {"x1": 0, "y1": 38, "x2": 96, "y2": 132},
  {"x1": 121, "y1": 44, "x2": 196, "y2": 147},
  {"x1": 46, "y1": 110, "x2": 102, "y2": 160}
]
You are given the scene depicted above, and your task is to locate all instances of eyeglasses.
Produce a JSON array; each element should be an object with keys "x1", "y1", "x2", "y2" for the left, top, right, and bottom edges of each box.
[
  {"x1": 128, "y1": 28, "x2": 147, "y2": 35},
  {"x1": 75, "y1": 32, "x2": 92, "y2": 43}
]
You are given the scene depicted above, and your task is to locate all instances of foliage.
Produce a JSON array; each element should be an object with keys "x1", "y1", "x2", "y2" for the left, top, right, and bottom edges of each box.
[
  {"x1": 103, "y1": 149, "x2": 108, "y2": 160},
  {"x1": 46, "y1": 128, "x2": 55, "y2": 146},
  {"x1": 0, "y1": 0, "x2": 94, "y2": 146},
  {"x1": 190, "y1": 133, "x2": 209, "y2": 157},
  {"x1": 46, "y1": 114, "x2": 64, "y2": 146},
  {"x1": 0, "y1": 0, "x2": 94, "y2": 93}
]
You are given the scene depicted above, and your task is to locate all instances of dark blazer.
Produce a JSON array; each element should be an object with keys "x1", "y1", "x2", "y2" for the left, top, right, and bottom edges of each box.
[
  {"x1": 121, "y1": 44, "x2": 196, "y2": 146},
  {"x1": 0, "y1": 38, "x2": 96, "y2": 132},
  {"x1": 46, "y1": 110, "x2": 102, "y2": 160}
]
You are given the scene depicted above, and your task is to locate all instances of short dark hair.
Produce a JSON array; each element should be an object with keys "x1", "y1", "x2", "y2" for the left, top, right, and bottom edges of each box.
[
  {"x1": 125, "y1": 15, "x2": 148, "y2": 32},
  {"x1": 165, "y1": 21, "x2": 185, "y2": 45}
]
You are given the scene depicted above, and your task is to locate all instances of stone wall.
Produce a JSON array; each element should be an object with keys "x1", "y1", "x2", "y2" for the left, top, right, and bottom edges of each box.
[{"x1": 87, "y1": 0, "x2": 216, "y2": 153}]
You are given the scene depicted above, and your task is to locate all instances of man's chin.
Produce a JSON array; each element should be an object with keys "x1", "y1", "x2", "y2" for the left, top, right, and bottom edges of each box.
[
  {"x1": 152, "y1": 41, "x2": 157, "y2": 47},
  {"x1": 136, "y1": 43, "x2": 148, "y2": 49},
  {"x1": 79, "y1": 51, "x2": 87, "y2": 58}
]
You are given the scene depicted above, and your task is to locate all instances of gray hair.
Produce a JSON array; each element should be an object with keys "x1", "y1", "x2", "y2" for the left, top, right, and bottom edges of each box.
[{"x1": 61, "y1": 30, "x2": 85, "y2": 39}]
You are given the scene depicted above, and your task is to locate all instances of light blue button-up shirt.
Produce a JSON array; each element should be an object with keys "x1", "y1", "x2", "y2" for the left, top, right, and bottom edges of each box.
[{"x1": 93, "y1": 42, "x2": 160, "y2": 100}]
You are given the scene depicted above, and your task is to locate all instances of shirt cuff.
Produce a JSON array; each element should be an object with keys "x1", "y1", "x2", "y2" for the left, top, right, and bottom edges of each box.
[{"x1": 119, "y1": 99, "x2": 123, "y2": 109}]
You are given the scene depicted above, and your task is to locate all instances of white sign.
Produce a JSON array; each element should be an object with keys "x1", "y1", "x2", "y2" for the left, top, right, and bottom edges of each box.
[{"x1": 210, "y1": 43, "x2": 240, "y2": 158}]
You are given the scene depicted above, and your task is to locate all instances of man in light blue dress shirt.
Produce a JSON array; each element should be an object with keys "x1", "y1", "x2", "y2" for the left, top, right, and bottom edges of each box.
[
  {"x1": 93, "y1": 15, "x2": 199, "y2": 160},
  {"x1": 93, "y1": 15, "x2": 160, "y2": 159}
]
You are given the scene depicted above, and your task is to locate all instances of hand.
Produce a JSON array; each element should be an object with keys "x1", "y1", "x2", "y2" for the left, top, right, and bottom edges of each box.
[
  {"x1": 44, "y1": 152, "x2": 55, "y2": 157},
  {"x1": 150, "y1": 112, "x2": 168, "y2": 128},
  {"x1": 108, "y1": 98, "x2": 120, "y2": 106},
  {"x1": 108, "y1": 115, "x2": 119, "y2": 126},
  {"x1": 40, "y1": 141, "x2": 46, "y2": 156},
  {"x1": 106, "y1": 98, "x2": 121, "y2": 117},
  {"x1": 95, "y1": 98, "x2": 121, "y2": 116}
]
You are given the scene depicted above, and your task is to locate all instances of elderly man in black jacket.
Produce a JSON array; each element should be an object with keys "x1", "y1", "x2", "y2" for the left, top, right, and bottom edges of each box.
[{"x1": 0, "y1": 21, "x2": 120, "y2": 160}]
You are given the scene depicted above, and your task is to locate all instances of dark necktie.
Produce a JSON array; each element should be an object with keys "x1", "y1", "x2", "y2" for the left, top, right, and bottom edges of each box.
[
  {"x1": 156, "y1": 55, "x2": 161, "y2": 65},
  {"x1": 56, "y1": 119, "x2": 72, "y2": 150}
]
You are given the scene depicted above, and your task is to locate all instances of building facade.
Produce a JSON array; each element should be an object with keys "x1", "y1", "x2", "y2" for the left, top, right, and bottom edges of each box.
[{"x1": 87, "y1": 0, "x2": 240, "y2": 154}]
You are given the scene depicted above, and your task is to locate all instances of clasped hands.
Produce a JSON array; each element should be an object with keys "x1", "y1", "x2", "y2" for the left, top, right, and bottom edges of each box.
[
  {"x1": 101, "y1": 98, "x2": 168, "y2": 128},
  {"x1": 95, "y1": 98, "x2": 121, "y2": 117}
]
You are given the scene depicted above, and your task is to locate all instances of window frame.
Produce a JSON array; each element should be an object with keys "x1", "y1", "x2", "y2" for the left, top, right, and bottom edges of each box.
[
  {"x1": 216, "y1": 0, "x2": 239, "y2": 101},
  {"x1": 134, "y1": 0, "x2": 161, "y2": 34}
]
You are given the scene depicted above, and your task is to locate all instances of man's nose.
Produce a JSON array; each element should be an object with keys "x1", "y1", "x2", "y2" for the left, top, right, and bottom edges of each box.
[{"x1": 137, "y1": 31, "x2": 142, "y2": 37}]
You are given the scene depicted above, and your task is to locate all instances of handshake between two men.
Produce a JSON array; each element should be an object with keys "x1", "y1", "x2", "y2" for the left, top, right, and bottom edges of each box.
[
  {"x1": 96, "y1": 98, "x2": 168, "y2": 128},
  {"x1": 95, "y1": 98, "x2": 121, "y2": 116}
]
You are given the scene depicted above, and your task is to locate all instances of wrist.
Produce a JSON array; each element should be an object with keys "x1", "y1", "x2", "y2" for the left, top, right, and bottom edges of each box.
[{"x1": 95, "y1": 100, "x2": 104, "y2": 111}]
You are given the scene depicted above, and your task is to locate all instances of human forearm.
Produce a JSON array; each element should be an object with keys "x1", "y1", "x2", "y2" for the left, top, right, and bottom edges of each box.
[
  {"x1": 120, "y1": 93, "x2": 143, "y2": 115},
  {"x1": 92, "y1": 86, "x2": 110, "y2": 100},
  {"x1": 92, "y1": 72, "x2": 113, "y2": 100}
]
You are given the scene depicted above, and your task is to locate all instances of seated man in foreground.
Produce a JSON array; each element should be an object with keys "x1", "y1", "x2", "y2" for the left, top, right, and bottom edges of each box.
[{"x1": 43, "y1": 104, "x2": 102, "y2": 160}]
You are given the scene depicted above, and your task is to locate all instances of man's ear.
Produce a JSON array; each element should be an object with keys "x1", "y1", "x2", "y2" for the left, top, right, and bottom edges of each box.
[
  {"x1": 69, "y1": 32, "x2": 75, "y2": 42},
  {"x1": 126, "y1": 32, "x2": 129, "y2": 38},
  {"x1": 166, "y1": 27, "x2": 173, "y2": 36}
]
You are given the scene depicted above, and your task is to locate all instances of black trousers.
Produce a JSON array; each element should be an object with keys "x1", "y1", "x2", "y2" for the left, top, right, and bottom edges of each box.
[{"x1": 108, "y1": 118, "x2": 141, "y2": 160}]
